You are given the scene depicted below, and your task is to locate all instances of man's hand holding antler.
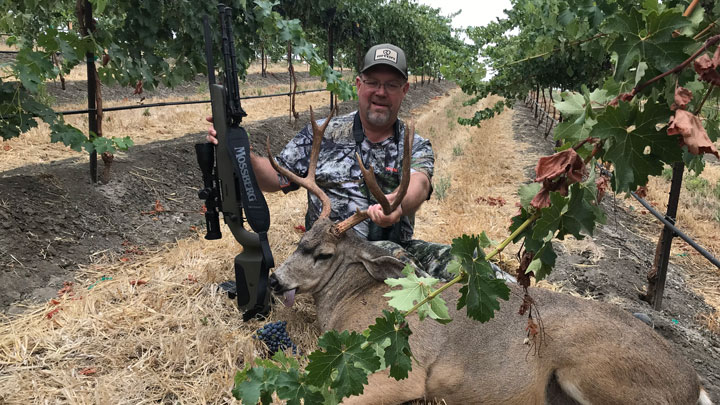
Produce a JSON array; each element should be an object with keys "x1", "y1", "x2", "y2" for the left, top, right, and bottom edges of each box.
[{"x1": 367, "y1": 192, "x2": 402, "y2": 227}]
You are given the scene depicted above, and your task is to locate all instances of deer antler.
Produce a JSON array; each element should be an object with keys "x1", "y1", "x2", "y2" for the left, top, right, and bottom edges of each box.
[
  {"x1": 330, "y1": 121, "x2": 414, "y2": 236},
  {"x1": 267, "y1": 105, "x2": 335, "y2": 218}
]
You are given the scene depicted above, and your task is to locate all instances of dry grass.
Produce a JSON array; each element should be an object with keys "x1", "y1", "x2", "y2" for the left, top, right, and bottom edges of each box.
[
  {"x1": 0, "y1": 190, "x2": 316, "y2": 404},
  {"x1": 412, "y1": 91, "x2": 525, "y2": 267}
]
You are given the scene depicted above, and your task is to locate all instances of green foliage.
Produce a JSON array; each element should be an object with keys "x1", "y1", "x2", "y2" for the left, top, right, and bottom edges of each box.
[
  {"x1": 384, "y1": 265, "x2": 451, "y2": 323},
  {"x1": 0, "y1": 0, "x2": 359, "y2": 153},
  {"x1": 661, "y1": 166, "x2": 673, "y2": 181},
  {"x1": 365, "y1": 310, "x2": 413, "y2": 380},
  {"x1": 433, "y1": 176, "x2": 451, "y2": 200},
  {"x1": 604, "y1": 7, "x2": 693, "y2": 80},
  {"x1": 685, "y1": 174, "x2": 710, "y2": 197},
  {"x1": 591, "y1": 101, "x2": 681, "y2": 193},
  {"x1": 306, "y1": 330, "x2": 380, "y2": 399},
  {"x1": 451, "y1": 233, "x2": 510, "y2": 322}
]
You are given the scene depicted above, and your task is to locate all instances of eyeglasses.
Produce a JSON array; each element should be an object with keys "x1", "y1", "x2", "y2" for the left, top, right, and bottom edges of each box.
[{"x1": 360, "y1": 78, "x2": 406, "y2": 94}]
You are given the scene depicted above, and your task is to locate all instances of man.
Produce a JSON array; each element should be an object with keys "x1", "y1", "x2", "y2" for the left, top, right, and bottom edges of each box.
[{"x1": 208, "y1": 44, "x2": 452, "y2": 279}]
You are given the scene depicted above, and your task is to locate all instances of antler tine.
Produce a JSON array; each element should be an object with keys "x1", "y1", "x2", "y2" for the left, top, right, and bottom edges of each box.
[
  {"x1": 266, "y1": 105, "x2": 335, "y2": 218},
  {"x1": 330, "y1": 120, "x2": 415, "y2": 236},
  {"x1": 356, "y1": 154, "x2": 392, "y2": 213},
  {"x1": 357, "y1": 120, "x2": 414, "y2": 215},
  {"x1": 307, "y1": 105, "x2": 336, "y2": 180},
  {"x1": 390, "y1": 120, "x2": 413, "y2": 211}
]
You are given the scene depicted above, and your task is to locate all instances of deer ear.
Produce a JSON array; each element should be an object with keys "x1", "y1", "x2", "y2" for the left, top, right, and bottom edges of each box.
[{"x1": 358, "y1": 251, "x2": 406, "y2": 282}]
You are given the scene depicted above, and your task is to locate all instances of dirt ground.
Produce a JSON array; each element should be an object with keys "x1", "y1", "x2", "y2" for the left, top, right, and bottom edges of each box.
[
  {"x1": 512, "y1": 101, "x2": 720, "y2": 401},
  {"x1": 0, "y1": 79, "x2": 454, "y2": 313}
]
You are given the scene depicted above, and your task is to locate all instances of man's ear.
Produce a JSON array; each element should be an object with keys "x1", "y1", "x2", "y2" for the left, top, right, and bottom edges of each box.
[{"x1": 357, "y1": 250, "x2": 406, "y2": 282}]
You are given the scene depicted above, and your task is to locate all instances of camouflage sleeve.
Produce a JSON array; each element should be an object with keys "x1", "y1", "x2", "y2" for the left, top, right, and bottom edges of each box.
[
  {"x1": 410, "y1": 133, "x2": 434, "y2": 180},
  {"x1": 274, "y1": 124, "x2": 313, "y2": 193}
]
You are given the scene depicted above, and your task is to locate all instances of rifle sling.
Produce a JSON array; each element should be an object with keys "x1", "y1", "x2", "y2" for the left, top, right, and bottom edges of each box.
[{"x1": 225, "y1": 125, "x2": 275, "y2": 270}]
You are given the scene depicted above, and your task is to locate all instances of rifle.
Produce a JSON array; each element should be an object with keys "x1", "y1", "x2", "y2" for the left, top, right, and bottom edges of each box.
[{"x1": 195, "y1": 4, "x2": 274, "y2": 321}]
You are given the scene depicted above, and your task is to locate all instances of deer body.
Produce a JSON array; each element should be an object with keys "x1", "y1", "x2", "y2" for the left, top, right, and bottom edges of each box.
[{"x1": 271, "y1": 218, "x2": 708, "y2": 405}]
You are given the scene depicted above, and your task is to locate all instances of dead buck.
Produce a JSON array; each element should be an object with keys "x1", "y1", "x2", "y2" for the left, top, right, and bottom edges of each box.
[{"x1": 267, "y1": 107, "x2": 713, "y2": 405}]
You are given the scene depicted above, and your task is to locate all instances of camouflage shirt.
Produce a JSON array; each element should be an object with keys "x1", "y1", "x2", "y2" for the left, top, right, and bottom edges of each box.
[{"x1": 274, "y1": 111, "x2": 434, "y2": 241}]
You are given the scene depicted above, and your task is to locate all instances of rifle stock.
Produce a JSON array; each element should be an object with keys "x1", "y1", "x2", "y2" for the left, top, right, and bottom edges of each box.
[{"x1": 196, "y1": 7, "x2": 273, "y2": 321}]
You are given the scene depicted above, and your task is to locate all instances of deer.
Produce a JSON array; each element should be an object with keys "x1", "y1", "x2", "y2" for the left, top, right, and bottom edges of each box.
[{"x1": 266, "y1": 107, "x2": 713, "y2": 405}]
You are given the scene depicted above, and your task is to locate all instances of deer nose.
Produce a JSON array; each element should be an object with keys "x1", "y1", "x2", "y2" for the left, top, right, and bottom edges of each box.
[{"x1": 268, "y1": 273, "x2": 281, "y2": 293}]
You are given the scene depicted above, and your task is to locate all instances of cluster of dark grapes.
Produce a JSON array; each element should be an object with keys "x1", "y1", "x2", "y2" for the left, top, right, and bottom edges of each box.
[{"x1": 253, "y1": 321, "x2": 297, "y2": 355}]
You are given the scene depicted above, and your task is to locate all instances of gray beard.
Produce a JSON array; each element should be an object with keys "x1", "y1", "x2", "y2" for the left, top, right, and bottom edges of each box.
[{"x1": 365, "y1": 109, "x2": 392, "y2": 128}]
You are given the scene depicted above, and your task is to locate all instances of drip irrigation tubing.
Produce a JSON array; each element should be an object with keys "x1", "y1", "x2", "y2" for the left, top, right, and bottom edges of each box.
[
  {"x1": 57, "y1": 87, "x2": 328, "y2": 116},
  {"x1": 629, "y1": 190, "x2": 720, "y2": 268},
  {"x1": 593, "y1": 162, "x2": 720, "y2": 268},
  {"x1": 0, "y1": 50, "x2": 18, "y2": 54}
]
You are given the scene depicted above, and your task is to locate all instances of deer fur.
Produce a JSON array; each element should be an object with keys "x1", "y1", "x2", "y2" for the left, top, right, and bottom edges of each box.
[{"x1": 270, "y1": 217, "x2": 712, "y2": 405}]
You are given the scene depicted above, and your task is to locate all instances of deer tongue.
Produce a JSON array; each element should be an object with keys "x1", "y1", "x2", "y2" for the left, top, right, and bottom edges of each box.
[{"x1": 283, "y1": 289, "x2": 296, "y2": 307}]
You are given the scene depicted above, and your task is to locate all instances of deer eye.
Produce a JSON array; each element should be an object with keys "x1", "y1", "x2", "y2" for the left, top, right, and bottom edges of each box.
[{"x1": 314, "y1": 253, "x2": 333, "y2": 263}]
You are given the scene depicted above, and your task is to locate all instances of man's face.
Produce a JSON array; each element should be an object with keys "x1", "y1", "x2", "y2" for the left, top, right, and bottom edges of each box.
[{"x1": 356, "y1": 66, "x2": 409, "y2": 131}]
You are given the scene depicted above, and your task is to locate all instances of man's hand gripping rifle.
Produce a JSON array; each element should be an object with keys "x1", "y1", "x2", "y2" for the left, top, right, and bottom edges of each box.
[{"x1": 195, "y1": 5, "x2": 274, "y2": 321}]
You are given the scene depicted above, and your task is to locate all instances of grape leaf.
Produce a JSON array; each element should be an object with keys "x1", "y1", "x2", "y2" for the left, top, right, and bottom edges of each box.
[
  {"x1": 275, "y1": 369, "x2": 324, "y2": 405},
  {"x1": 384, "y1": 265, "x2": 450, "y2": 323},
  {"x1": 532, "y1": 192, "x2": 568, "y2": 241},
  {"x1": 449, "y1": 234, "x2": 510, "y2": 322},
  {"x1": 682, "y1": 147, "x2": 705, "y2": 175},
  {"x1": 554, "y1": 92, "x2": 586, "y2": 119},
  {"x1": 49, "y1": 123, "x2": 88, "y2": 152},
  {"x1": 306, "y1": 330, "x2": 380, "y2": 399},
  {"x1": 707, "y1": 119, "x2": 720, "y2": 142},
  {"x1": 559, "y1": 183, "x2": 604, "y2": 239},
  {"x1": 457, "y1": 270, "x2": 510, "y2": 323},
  {"x1": 518, "y1": 183, "x2": 542, "y2": 211},
  {"x1": 232, "y1": 365, "x2": 277, "y2": 405},
  {"x1": 527, "y1": 241, "x2": 557, "y2": 281},
  {"x1": 590, "y1": 101, "x2": 681, "y2": 193},
  {"x1": 604, "y1": 8, "x2": 693, "y2": 80},
  {"x1": 450, "y1": 233, "x2": 492, "y2": 262},
  {"x1": 366, "y1": 310, "x2": 413, "y2": 380}
]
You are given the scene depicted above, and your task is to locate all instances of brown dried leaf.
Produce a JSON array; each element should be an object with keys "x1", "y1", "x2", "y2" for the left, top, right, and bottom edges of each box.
[
  {"x1": 133, "y1": 80, "x2": 144, "y2": 95},
  {"x1": 531, "y1": 149, "x2": 586, "y2": 209},
  {"x1": 517, "y1": 251, "x2": 534, "y2": 289},
  {"x1": 530, "y1": 189, "x2": 551, "y2": 209},
  {"x1": 668, "y1": 110, "x2": 720, "y2": 158},
  {"x1": 693, "y1": 47, "x2": 720, "y2": 86},
  {"x1": 635, "y1": 185, "x2": 648, "y2": 199},
  {"x1": 534, "y1": 149, "x2": 586, "y2": 184},
  {"x1": 671, "y1": 86, "x2": 692, "y2": 111}
]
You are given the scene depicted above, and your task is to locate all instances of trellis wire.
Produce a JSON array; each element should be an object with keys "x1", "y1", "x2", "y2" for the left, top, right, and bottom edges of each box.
[{"x1": 55, "y1": 88, "x2": 328, "y2": 116}]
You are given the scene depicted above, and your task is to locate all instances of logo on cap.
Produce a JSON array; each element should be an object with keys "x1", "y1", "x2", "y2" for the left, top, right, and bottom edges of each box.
[{"x1": 374, "y1": 48, "x2": 397, "y2": 64}]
